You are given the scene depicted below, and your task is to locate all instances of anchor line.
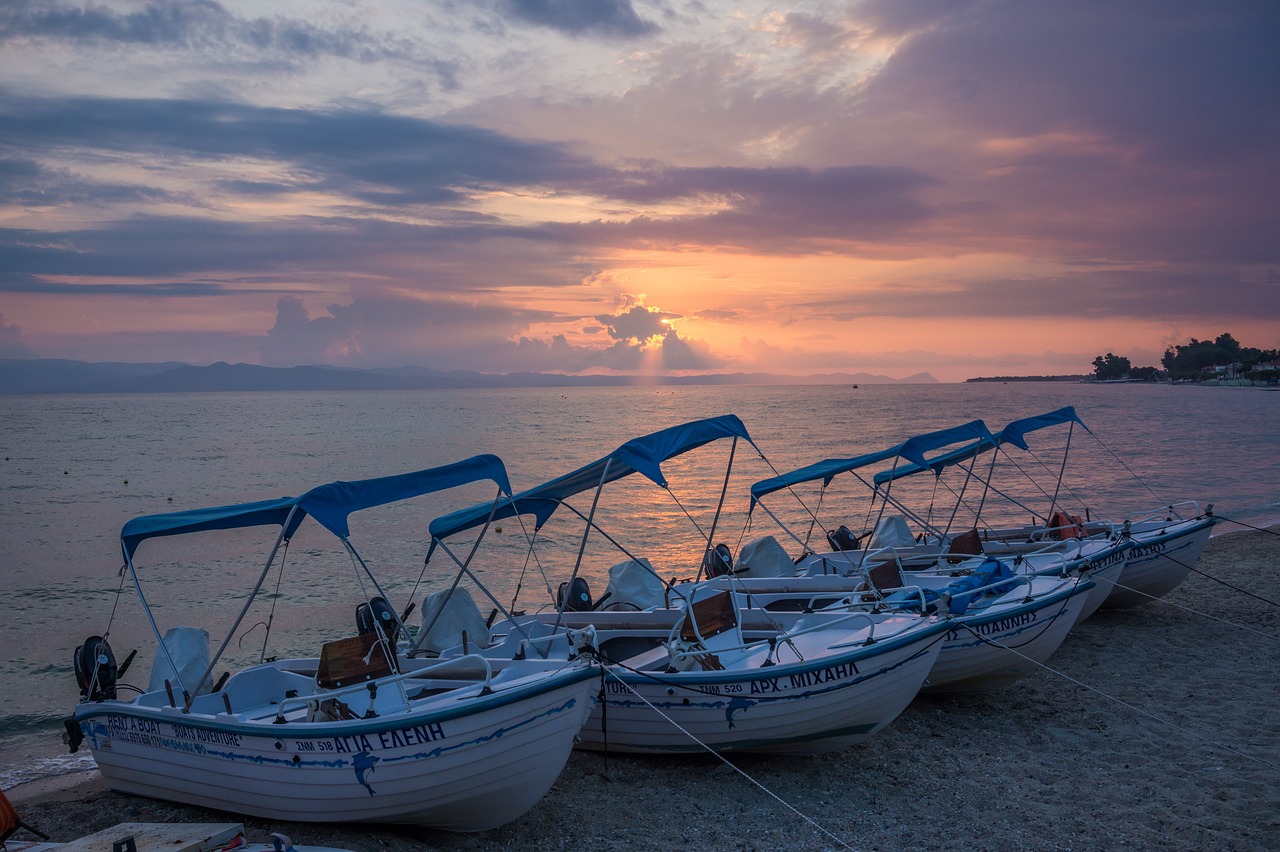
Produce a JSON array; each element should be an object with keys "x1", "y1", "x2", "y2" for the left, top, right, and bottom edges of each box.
[
  {"x1": 953, "y1": 622, "x2": 1280, "y2": 773},
  {"x1": 604, "y1": 669, "x2": 856, "y2": 852}
]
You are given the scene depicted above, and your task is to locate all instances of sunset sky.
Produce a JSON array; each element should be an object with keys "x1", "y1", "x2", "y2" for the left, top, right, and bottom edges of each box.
[{"x1": 2, "y1": 0, "x2": 1277, "y2": 382}]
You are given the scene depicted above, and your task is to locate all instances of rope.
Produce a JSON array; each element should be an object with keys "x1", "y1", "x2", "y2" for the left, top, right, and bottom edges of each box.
[
  {"x1": 1102, "y1": 577, "x2": 1280, "y2": 639},
  {"x1": 1214, "y1": 514, "x2": 1280, "y2": 537},
  {"x1": 603, "y1": 669, "x2": 855, "y2": 851},
  {"x1": 1182, "y1": 563, "x2": 1280, "y2": 609},
  {"x1": 953, "y1": 620, "x2": 1280, "y2": 773}
]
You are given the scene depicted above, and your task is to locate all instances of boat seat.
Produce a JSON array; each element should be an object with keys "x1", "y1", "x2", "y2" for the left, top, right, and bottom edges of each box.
[
  {"x1": 315, "y1": 634, "x2": 396, "y2": 690},
  {"x1": 866, "y1": 561, "x2": 905, "y2": 593},
  {"x1": 946, "y1": 529, "x2": 984, "y2": 563},
  {"x1": 671, "y1": 589, "x2": 744, "y2": 671}
]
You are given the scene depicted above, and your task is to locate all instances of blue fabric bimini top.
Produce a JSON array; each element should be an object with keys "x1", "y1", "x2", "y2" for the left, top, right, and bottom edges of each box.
[
  {"x1": 749, "y1": 419, "x2": 994, "y2": 506},
  {"x1": 119, "y1": 454, "x2": 512, "y2": 561},
  {"x1": 428, "y1": 414, "x2": 755, "y2": 543},
  {"x1": 871, "y1": 406, "x2": 1090, "y2": 487}
]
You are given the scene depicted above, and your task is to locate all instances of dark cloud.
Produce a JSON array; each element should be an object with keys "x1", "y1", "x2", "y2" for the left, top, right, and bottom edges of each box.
[
  {"x1": 0, "y1": 157, "x2": 177, "y2": 207},
  {"x1": 0, "y1": 214, "x2": 585, "y2": 292},
  {"x1": 0, "y1": 0, "x2": 418, "y2": 64},
  {"x1": 0, "y1": 90, "x2": 603, "y2": 207},
  {"x1": 496, "y1": 0, "x2": 658, "y2": 38},
  {"x1": 594, "y1": 305, "x2": 680, "y2": 342}
]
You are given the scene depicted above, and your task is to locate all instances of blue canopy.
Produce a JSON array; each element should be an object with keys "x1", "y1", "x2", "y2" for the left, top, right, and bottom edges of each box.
[
  {"x1": 429, "y1": 415, "x2": 754, "y2": 543},
  {"x1": 298, "y1": 454, "x2": 511, "y2": 539},
  {"x1": 749, "y1": 420, "x2": 994, "y2": 506},
  {"x1": 871, "y1": 406, "x2": 1090, "y2": 486},
  {"x1": 121, "y1": 496, "x2": 304, "y2": 561},
  {"x1": 120, "y1": 454, "x2": 511, "y2": 560},
  {"x1": 994, "y1": 406, "x2": 1089, "y2": 451}
]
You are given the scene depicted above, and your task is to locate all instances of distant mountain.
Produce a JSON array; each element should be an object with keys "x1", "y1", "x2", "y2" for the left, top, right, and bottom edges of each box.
[{"x1": 0, "y1": 359, "x2": 938, "y2": 394}]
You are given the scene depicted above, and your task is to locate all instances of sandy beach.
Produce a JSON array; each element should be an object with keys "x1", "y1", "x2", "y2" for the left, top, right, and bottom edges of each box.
[{"x1": 7, "y1": 525, "x2": 1278, "y2": 851}]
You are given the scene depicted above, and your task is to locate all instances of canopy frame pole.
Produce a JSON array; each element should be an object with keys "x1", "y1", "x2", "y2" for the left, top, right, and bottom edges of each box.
[
  {"x1": 803, "y1": 485, "x2": 827, "y2": 550},
  {"x1": 551, "y1": 459, "x2": 613, "y2": 639},
  {"x1": 426, "y1": 535, "x2": 545, "y2": 657},
  {"x1": 752, "y1": 499, "x2": 815, "y2": 555},
  {"x1": 413, "y1": 487, "x2": 506, "y2": 651},
  {"x1": 183, "y1": 506, "x2": 300, "y2": 708},
  {"x1": 1045, "y1": 421, "x2": 1075, "y2": 521},
  {"x1": 860, "y1": 468, "x2": 951, "y2": 540},
  {"x1": 695, "y1": 436, "x2": 738, "y2": 582},
  {"x1": 942, "y1": 450, "x2": 984, "y2": 535}
]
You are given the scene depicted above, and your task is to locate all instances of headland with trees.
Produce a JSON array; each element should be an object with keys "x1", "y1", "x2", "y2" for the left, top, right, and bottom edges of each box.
[{"x1": 967, "y1": 332, "x2": 1279, "y2": 384}]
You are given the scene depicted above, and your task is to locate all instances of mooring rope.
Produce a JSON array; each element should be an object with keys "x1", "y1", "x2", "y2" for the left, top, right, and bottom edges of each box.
[
  {"x1": 603, "y1": 669, "x2": 856, "y2": 851},
  {"x1": 1213, "y1": 514, "x2": 1280, "y2": 537},
  {"x1": 953, "y1": 621, "x2": 1280, "y2": 773},
  {"x1": 1099, "y1": 576, "x2": 1279, "y2": 639}
]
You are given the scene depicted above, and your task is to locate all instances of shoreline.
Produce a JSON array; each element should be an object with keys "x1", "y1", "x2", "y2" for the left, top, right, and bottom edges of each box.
[{"x1": 7, "y1": 526, "x2": 1278, "y2": 850}]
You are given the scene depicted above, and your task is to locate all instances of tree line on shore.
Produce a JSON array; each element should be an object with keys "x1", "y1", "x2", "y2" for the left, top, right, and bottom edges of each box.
[{"x1": 1092, "y1": 333, "x2": 1279, "y2": 382}]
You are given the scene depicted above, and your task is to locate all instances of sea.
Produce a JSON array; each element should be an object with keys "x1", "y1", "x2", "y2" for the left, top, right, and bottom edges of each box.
[{"x1": 2, "y1": 382, "x2": 1277, "y2": 789}]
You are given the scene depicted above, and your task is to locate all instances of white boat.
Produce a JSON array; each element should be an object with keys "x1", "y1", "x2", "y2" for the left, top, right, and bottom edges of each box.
[
  {"x1": 732, "y1": 423, "x2": 1104, "y2": 691},
  {"x1": 486, "y1": 594, "x2": 948, "y2": 754},
  {"x1": 427, "y1": 415, "x2": 948, "y2": 754},
  {"x1": 66, "y1": 456, "x2": 597, "y2": 832},
  {"x1": 1102, "y1": 511, "x2": 1215, "y2": 607},
  {"x1": 865, "y1": 407, "x2": 1216, "y2": 609}
]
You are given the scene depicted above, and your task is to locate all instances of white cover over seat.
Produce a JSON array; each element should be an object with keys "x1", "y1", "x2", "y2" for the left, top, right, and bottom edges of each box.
[
  {"x1": 147, "y1": 626, "x2": 212, "y2": 696},
  {"x1": 600, "y1": 557, "x2": 666, "y2": 611},
  {"x1": 735, "y1": 535, "x2": 793, "y2": 578},
  {"x1": 868, "y1": 515, "x2": 915, "y2": 549},
  {"x1": 414, "y1": 587, "x2": 489, "y2": 654}
]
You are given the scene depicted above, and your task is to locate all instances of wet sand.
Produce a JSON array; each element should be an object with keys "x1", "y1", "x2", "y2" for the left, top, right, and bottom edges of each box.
[{"x1": 8, "y1": 525, "x2": 1278, "y2": 851}]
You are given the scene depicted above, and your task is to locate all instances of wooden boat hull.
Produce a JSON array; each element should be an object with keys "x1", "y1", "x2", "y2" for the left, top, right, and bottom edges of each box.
[{"x1": 74, "y1": 665, "x2": 595, "y2": 832}]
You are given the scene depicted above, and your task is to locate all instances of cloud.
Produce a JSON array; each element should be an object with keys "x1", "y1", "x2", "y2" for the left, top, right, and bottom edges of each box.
[
  {"x1": 494, "y1": 0, "x2": 658, "y2": 38},
  {"x1": 0, "y1": 90, "x2": 603, "y2": 209},
  {"x1": 0, "y1": 0, "x2": 419, "y2": 64},
  {"x1": 253, "y1": 291, "x2": 730, "y2": 373},
  {"x1": 794, "y1": 269, "x2": 1280, "y2": 322},
  {"x1": 594, "y1": 304, "x2": 679, "y2": 342},
  {"x1": 0, "y1": 313, "x2": 36, "y2": 358}
]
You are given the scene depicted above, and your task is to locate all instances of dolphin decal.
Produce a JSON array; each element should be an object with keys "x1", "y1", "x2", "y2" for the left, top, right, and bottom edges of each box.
[
  {"x1": 725, "y1": 697, "x2": 754, "y2": 729},
  {"x1": 352, "y1": 750, "x2": 380, "y2": 795}
]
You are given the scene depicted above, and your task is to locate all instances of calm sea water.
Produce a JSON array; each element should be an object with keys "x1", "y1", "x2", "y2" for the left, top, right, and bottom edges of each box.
[{"x1": 2, "y1": 383, "x2": 1277, "y2": 787}]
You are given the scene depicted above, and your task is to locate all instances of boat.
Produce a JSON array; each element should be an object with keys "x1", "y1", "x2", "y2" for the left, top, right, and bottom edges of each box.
[
  {"x1": 718, "y1": 424, "x2": 1102, "y2": 691},
  {"x1": 866, "y1": 407, "x2": 1215, "y2": 608},
  {"x1": 65, "y1": 456, "x2": 598, "y2": 832},
  {"x1": 427, "y1": 415, "x2": 950, "y2": 754}
]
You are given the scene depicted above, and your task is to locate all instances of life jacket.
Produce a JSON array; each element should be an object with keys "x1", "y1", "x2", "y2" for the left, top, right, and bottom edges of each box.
[{"x1": 1049, "y1": 511, "x2": 1085, "y2": 539}]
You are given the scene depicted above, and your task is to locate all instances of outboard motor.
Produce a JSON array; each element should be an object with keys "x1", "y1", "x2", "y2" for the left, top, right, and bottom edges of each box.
[
  {"x1": 74, "y1": 635, "x2": 118, "y2": 702},
  {"x1": 356, "y1": 596, "x2": 400, "y2": 645},
  {"x1": 557, "y1": 577, "x2": 593, "y2": 612},
  {"x1": 702, "y1": 543, "x2": 734, "y2": 578},
  {"x1": 826, "y1": 525, "x2": 862, "y2": 552}
]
